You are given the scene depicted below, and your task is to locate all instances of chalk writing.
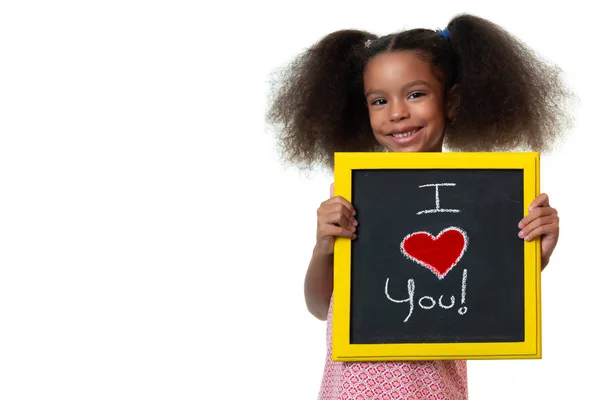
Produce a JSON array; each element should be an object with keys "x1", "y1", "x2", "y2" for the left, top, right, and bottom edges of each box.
[
  {"x1": 385, "y1": 269, "x2": 468, "y2": 323},
  {"x1": 416, "y1": 183, "x2": 460, "y2": 215},
  {"x1": 459, "y1": 268, "x2": 468, "y2": 315}
]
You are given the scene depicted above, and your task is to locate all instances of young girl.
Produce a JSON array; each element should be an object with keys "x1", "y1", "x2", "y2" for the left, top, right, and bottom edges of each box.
[{"x1": 267, "y1": 13, "x2": 572, "y2": 400}]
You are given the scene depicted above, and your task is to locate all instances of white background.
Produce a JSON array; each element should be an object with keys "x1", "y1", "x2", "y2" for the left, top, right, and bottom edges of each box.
[{"x1": 1, "y1": 1, "x2": 598, "y2": 399}]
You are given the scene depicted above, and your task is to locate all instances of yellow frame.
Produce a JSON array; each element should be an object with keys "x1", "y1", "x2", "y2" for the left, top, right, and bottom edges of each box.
[{"x1": 332, "y1": 152, "x2": 541, "y2": 361}]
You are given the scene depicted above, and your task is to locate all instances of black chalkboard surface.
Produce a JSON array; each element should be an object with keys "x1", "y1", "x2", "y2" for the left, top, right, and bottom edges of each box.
[{"x1": 331, "y1": 152, "x2": 541, "y2": 361}]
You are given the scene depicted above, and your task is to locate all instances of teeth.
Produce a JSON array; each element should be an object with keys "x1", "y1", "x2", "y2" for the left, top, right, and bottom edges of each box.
[{"x1": 392, "y1": 128, "x2": 419, "y2": 138}]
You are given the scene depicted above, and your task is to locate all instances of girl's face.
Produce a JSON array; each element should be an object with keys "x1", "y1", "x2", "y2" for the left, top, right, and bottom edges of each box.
[{"x1": 363, "y1": 51, "x2": 448, "y2": 153}]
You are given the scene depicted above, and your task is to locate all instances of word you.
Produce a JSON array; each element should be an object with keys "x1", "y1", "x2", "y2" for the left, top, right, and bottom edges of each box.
[{"x1": 385, "y1": 269, "x2": 468, "y2": 323}]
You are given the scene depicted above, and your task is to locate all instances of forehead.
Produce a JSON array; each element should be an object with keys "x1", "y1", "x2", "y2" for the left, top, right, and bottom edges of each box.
[{"x1": 363, "y1": 51, "x2": 440, "y2": 90}]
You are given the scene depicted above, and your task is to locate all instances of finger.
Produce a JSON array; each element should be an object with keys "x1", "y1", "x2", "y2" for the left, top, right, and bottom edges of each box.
[
  {"x1": 321, "y1": 224, "x2": 356, "y2": 239},
  {"x1": 321, "y1": 202, "x2": 355, "y2": 223},
  {"x1": 321, "y1": 196, "x2": 356, "y2": 216},
  {"x1": 322, "y1": 210, "x2": 354, "y2": 228},
  {"x1": 522, "y1": 221, "x2": 559, "y2": 241},
  {"x1": 519, "y1": 215, "x2": 558, "y2": 239},
  {"x1": 518, "y1": 206, "x2": 556, "y2": 229},
  {"x1": 528, "y1": 193, "x2": 550, "y2": 211}
]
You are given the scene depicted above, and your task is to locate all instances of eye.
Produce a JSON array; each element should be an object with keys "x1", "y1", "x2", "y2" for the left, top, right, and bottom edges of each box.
[
  {"x1": 371, "y1": 99, "x2": 387, "y2": 106},
  {"x1": 408, "y1": 92, "x2": 425, "y2": 100}
]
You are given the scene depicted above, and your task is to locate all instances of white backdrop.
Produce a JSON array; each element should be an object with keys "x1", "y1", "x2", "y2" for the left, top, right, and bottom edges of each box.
[{"x1": 1, "y1": 1, "x2": 598, "y2": 399}]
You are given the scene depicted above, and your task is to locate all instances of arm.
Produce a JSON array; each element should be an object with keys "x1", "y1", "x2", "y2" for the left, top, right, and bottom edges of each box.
[
  {"x1": 304, "y1": 248, "x2": 334, "y2": 321},
  {"x1": 304, "y1": 183, "x2": 357, "y2": 321}
]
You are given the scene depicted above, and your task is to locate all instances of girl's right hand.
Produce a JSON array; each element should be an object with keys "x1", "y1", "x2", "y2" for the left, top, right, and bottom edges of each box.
[{"x1": 315, "y1": 183, "x2": 358, "y2": 256}]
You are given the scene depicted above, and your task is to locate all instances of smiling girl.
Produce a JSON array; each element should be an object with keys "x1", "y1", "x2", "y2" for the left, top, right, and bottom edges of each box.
[{"x1": 267, "y1": 13, "x2": 572, "y2": 400}]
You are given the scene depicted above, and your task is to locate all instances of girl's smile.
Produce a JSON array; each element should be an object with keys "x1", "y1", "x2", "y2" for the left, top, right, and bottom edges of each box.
[{"x1": 388, "y1": 126, "x2": 424, "y2": 145}]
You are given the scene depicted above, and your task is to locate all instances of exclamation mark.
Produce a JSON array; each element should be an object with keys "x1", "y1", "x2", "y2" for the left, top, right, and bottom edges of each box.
[{"x1": 458, "y1": 269, "x2": 468, "y2": 315}]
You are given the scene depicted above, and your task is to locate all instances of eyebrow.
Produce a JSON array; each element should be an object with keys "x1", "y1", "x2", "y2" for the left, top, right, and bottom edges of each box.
[
  {"x1": 364, "y1": 80, "x2": 431, "y2": 98},
  {"x1": 404, "y1": 80, "x2": 430, "y2": 90}
]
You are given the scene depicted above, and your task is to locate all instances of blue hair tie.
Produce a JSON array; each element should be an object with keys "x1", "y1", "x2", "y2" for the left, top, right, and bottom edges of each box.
[{"x1": 437, "y1": 29, "x2": 450, "y2": 41}]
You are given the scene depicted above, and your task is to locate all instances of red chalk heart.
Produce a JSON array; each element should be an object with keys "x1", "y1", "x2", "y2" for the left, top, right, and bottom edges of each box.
[{"x1": 400, "y1": 227, "x2": 468, "y2": 279}]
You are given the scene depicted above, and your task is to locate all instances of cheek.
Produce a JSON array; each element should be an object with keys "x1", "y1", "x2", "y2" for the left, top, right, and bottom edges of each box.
[
  {"x1": 367, "y1": 110, "x2": 381, "y2": 132},
  {"x1": 422, "y1": 103, "x2": 446, "y2": 129}
]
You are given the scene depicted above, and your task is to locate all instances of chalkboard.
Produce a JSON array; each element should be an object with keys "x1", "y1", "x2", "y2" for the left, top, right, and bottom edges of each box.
[{"x1": 331, "y1": 152, "x2": 541, "y2": 361}]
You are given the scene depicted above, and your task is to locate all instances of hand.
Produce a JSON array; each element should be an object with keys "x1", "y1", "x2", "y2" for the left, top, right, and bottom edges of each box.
[
  {"x1": 314, "y1": 183, "x2": 358, "y2": 255},
  {"x1": 517, "y1": 193, "x2": 559, "y2": 270}
]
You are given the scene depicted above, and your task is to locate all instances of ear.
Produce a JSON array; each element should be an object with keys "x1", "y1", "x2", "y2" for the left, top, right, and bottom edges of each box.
[{"x1": 446, "y1": 84, "x2": 460, "y2": 122}]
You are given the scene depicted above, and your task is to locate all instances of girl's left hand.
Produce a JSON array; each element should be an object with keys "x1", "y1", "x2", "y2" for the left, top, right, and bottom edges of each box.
[{"x1": 518, "y1": 193, "x2": 559, "y2": 270}]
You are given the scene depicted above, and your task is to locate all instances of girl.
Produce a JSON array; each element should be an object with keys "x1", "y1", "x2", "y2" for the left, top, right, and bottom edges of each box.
[{"x1": 266, "y1": 13, "x2": 572, "y2": 400}]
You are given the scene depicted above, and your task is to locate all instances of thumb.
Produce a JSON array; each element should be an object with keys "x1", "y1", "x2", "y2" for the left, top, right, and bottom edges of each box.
[{"x1": 330, "y1": 182, "x2": 334, "y2": 198}]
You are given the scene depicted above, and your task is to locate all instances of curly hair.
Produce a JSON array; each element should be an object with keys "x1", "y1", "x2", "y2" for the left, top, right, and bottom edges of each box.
[{"x1": 266, "y1": 14, "x2": 573, "y2": 171}]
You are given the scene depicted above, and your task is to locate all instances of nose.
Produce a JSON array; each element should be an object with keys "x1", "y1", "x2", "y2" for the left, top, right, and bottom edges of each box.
[{"x1": 389, "y1": 100, "x2": 409, "y2": 122}]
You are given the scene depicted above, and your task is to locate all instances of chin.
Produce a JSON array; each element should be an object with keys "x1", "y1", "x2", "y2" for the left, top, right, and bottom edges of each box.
[
  {"x1": 386, "y1": 141, "x2": 434, "y2": 153},
  {"x1": 399, "y1": 140, "x2": 443, "y2": 153}
]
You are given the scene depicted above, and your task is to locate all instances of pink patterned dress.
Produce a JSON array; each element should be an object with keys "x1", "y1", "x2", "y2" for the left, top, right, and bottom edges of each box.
[{"x1": 318, "y1": 298, "x2": 468, "y2": 400}]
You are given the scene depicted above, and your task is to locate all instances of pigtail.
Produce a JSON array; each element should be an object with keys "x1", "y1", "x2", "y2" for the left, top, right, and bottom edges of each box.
[
  {"x1": 443, "y1": 14, "x2": 572, "y2": 152},
  {"x1": 266, "y1": 30, "x2": 380, "y2": 170}
]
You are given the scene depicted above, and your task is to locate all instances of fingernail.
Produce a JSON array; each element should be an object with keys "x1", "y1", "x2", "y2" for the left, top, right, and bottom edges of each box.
[
  {"x1": 353, "y1": 220, "x2": 358, "y2": 226},
  {"x1": 518, "y1": 222, "x2": 523, "y2": 229},
  {"x1": 518, "y1": 231, "x2": 524, "y2": 238}
]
